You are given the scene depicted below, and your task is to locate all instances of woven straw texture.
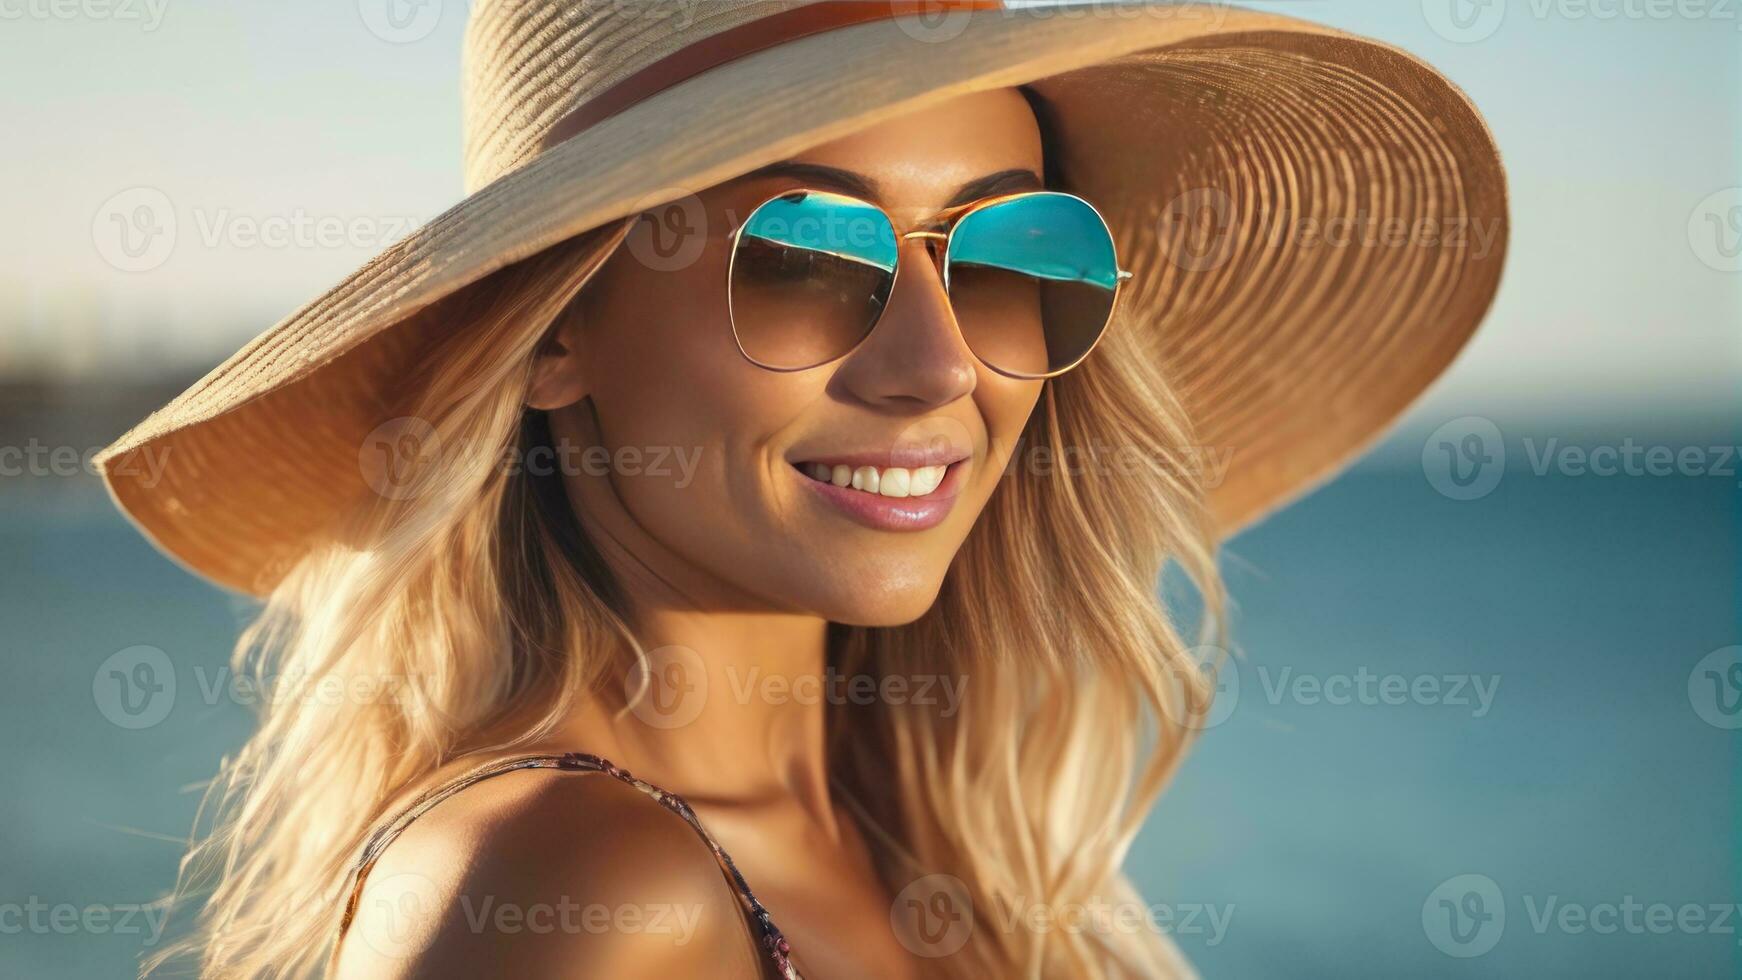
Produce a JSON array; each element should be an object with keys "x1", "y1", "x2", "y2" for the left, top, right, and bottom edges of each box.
[{"x1": 96, "y1": 0, "x2": 1508, "y2": 595}]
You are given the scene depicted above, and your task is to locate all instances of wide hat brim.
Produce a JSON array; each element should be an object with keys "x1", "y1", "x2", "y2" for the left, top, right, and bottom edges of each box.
[{"x1": 96, "y1": 3, "x2": 1508, "y2": 596}]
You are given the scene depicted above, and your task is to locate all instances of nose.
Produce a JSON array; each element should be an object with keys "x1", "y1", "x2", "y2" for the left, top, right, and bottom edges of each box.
[{"x1": 830, "y1": 239, "x2": 977, "y2": 411}]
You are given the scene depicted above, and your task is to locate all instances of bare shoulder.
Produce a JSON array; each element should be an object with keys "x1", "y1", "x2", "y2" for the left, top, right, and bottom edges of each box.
[{"x1": 332, "y1": 766, "x2": 766, "y2": 979}]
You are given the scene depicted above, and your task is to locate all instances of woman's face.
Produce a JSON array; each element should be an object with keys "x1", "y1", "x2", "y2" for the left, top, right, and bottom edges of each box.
[{"x1": 535, "y1": 88, "x2": 1045, "y2": 625}]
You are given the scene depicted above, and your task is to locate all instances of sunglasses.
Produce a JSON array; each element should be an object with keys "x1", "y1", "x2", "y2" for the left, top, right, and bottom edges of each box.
[{"x1": 725, "y1": 188, "x2": 1131, "y2": 380}]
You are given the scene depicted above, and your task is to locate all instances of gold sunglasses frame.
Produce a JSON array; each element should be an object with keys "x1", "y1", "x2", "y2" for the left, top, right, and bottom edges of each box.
[{"x1": 724, "y1": 188, "x2": 1133, "y2": 380}]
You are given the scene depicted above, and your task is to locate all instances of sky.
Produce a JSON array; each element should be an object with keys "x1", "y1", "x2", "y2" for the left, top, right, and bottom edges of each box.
[{"x1": 1, "y1": 0, "x2": 1737, "y2": 421}]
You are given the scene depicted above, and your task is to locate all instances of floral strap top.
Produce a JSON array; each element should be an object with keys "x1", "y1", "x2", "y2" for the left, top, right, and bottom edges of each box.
[{"x1": 335, "y1": 753, "x2": 801, "y2": 979}]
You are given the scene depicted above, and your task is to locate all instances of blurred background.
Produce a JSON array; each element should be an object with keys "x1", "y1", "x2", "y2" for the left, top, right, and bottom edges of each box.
[{"x1": 2, "y1": 1, "x2": 1737, "y2": 977}]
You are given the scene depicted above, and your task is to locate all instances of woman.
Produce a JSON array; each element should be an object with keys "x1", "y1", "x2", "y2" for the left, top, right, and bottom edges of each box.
[{"x1": 98, "y1": 2, "x2": 1507, "y2": 977}]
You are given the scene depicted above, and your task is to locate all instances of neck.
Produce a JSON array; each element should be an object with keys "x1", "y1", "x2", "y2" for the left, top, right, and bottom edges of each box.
[
  {"x1": 541, "y1": 464, "x2": 838, "y2": 823},
  {"x1": 599, "y1": 602, "x2": 835, "y2": 812}
]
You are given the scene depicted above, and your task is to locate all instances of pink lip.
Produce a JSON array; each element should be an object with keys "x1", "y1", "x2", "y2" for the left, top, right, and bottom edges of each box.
[{"x1": 792, "y1": 460, "x2": 969, "y2": 532}]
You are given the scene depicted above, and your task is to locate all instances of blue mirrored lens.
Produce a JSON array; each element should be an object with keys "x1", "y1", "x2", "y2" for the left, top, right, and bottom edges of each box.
[
  {"x1": 741, "y1": 191, "x2": 898, "y2": 274},
  {"x1": 945, "y1": 192, "x2": 1120, "y2": 377},
  {"x1": 948, "y1": 192, "x2": 1120, "y2": 292},
  {"x1": 730, "y1": 191, "x2": 899, "y2": 369}
]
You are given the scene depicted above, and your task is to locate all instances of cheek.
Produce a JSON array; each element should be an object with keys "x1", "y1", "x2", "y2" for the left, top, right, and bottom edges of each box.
[
  {"x1": 586, "y1": 242, "x2": 728, "y2": 448},
  {"x1": 967, "y1": 375, "x2": 1044, "y2": 498},
  {"x1": 580, "y1": 254, "x2": 811, "y2": 525}
]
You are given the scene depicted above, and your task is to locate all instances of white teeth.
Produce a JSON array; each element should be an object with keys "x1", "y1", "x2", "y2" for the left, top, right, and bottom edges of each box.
[
  {"x1": 803, "y1": 462, "x2": 949, "y2": 498},
  {"x1": 908, "y1": 464, "x2": 945, "y2": 496},
  {"x1": 881, "y1": 468, "x2": 911, "y2": 498}
]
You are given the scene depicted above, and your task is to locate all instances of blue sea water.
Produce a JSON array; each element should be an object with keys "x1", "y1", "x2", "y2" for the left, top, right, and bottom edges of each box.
[{"x1": 2, "y1": 420, "x2": 1737, "y2": 979}]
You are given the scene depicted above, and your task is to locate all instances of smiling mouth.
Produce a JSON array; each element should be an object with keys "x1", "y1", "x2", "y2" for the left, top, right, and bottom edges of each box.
[
  {"x1": 794, "y1": 461, "x2": 951, "y2": 499},
  {"x1": 787, "y1": 452, "x2": 970, "y2": 532}
]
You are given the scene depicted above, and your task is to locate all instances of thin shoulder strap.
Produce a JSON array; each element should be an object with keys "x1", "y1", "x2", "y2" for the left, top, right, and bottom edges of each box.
[{"x1": 333, "y1": 752, "x2": 799, "y2": 980}]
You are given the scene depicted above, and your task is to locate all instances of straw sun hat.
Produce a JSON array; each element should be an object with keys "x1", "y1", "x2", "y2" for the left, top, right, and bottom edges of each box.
[{"x1": 96, "y1": 0, "x2": 1508, "y2": 596}]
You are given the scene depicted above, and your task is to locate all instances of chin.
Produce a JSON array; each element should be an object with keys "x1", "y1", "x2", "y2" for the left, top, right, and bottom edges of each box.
[{"x1": 797, "y1": 563, "x2": 947, "y2": 628}]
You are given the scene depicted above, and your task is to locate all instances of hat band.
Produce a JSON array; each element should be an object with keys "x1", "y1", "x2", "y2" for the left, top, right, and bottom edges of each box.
[{"x1": 538, "y1": 0, "x2": 1005, "y2": 154}]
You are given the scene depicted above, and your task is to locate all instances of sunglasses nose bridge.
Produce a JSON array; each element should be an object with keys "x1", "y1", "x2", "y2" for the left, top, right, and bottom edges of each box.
[
  {"x1": 900, "y1": 229, "x2": 949, "y2": 274},
  {"x1": 890, "y1": 232, "x2": 957, "y2": 336}
]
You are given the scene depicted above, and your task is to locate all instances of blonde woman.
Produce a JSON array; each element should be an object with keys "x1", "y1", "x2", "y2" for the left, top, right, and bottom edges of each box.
[{"x1": 98, "y1": 2, "x2": 1507, "y2": 977}]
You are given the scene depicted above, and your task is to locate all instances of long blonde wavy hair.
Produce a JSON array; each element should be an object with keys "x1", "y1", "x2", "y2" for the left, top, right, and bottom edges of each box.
[{"x1": 147, "y1": 204, "x2": 1226, "y2": 978}]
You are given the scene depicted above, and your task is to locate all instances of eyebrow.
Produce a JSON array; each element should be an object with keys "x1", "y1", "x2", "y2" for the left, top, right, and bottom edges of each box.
[{"x1": 731, "y1": 161, "x2": 1044, "y2": 209}]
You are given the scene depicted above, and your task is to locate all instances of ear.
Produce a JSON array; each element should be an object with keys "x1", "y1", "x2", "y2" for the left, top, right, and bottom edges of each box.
[{"x1": 527, "y1": 303, "x2": 591, "y2": 411}]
